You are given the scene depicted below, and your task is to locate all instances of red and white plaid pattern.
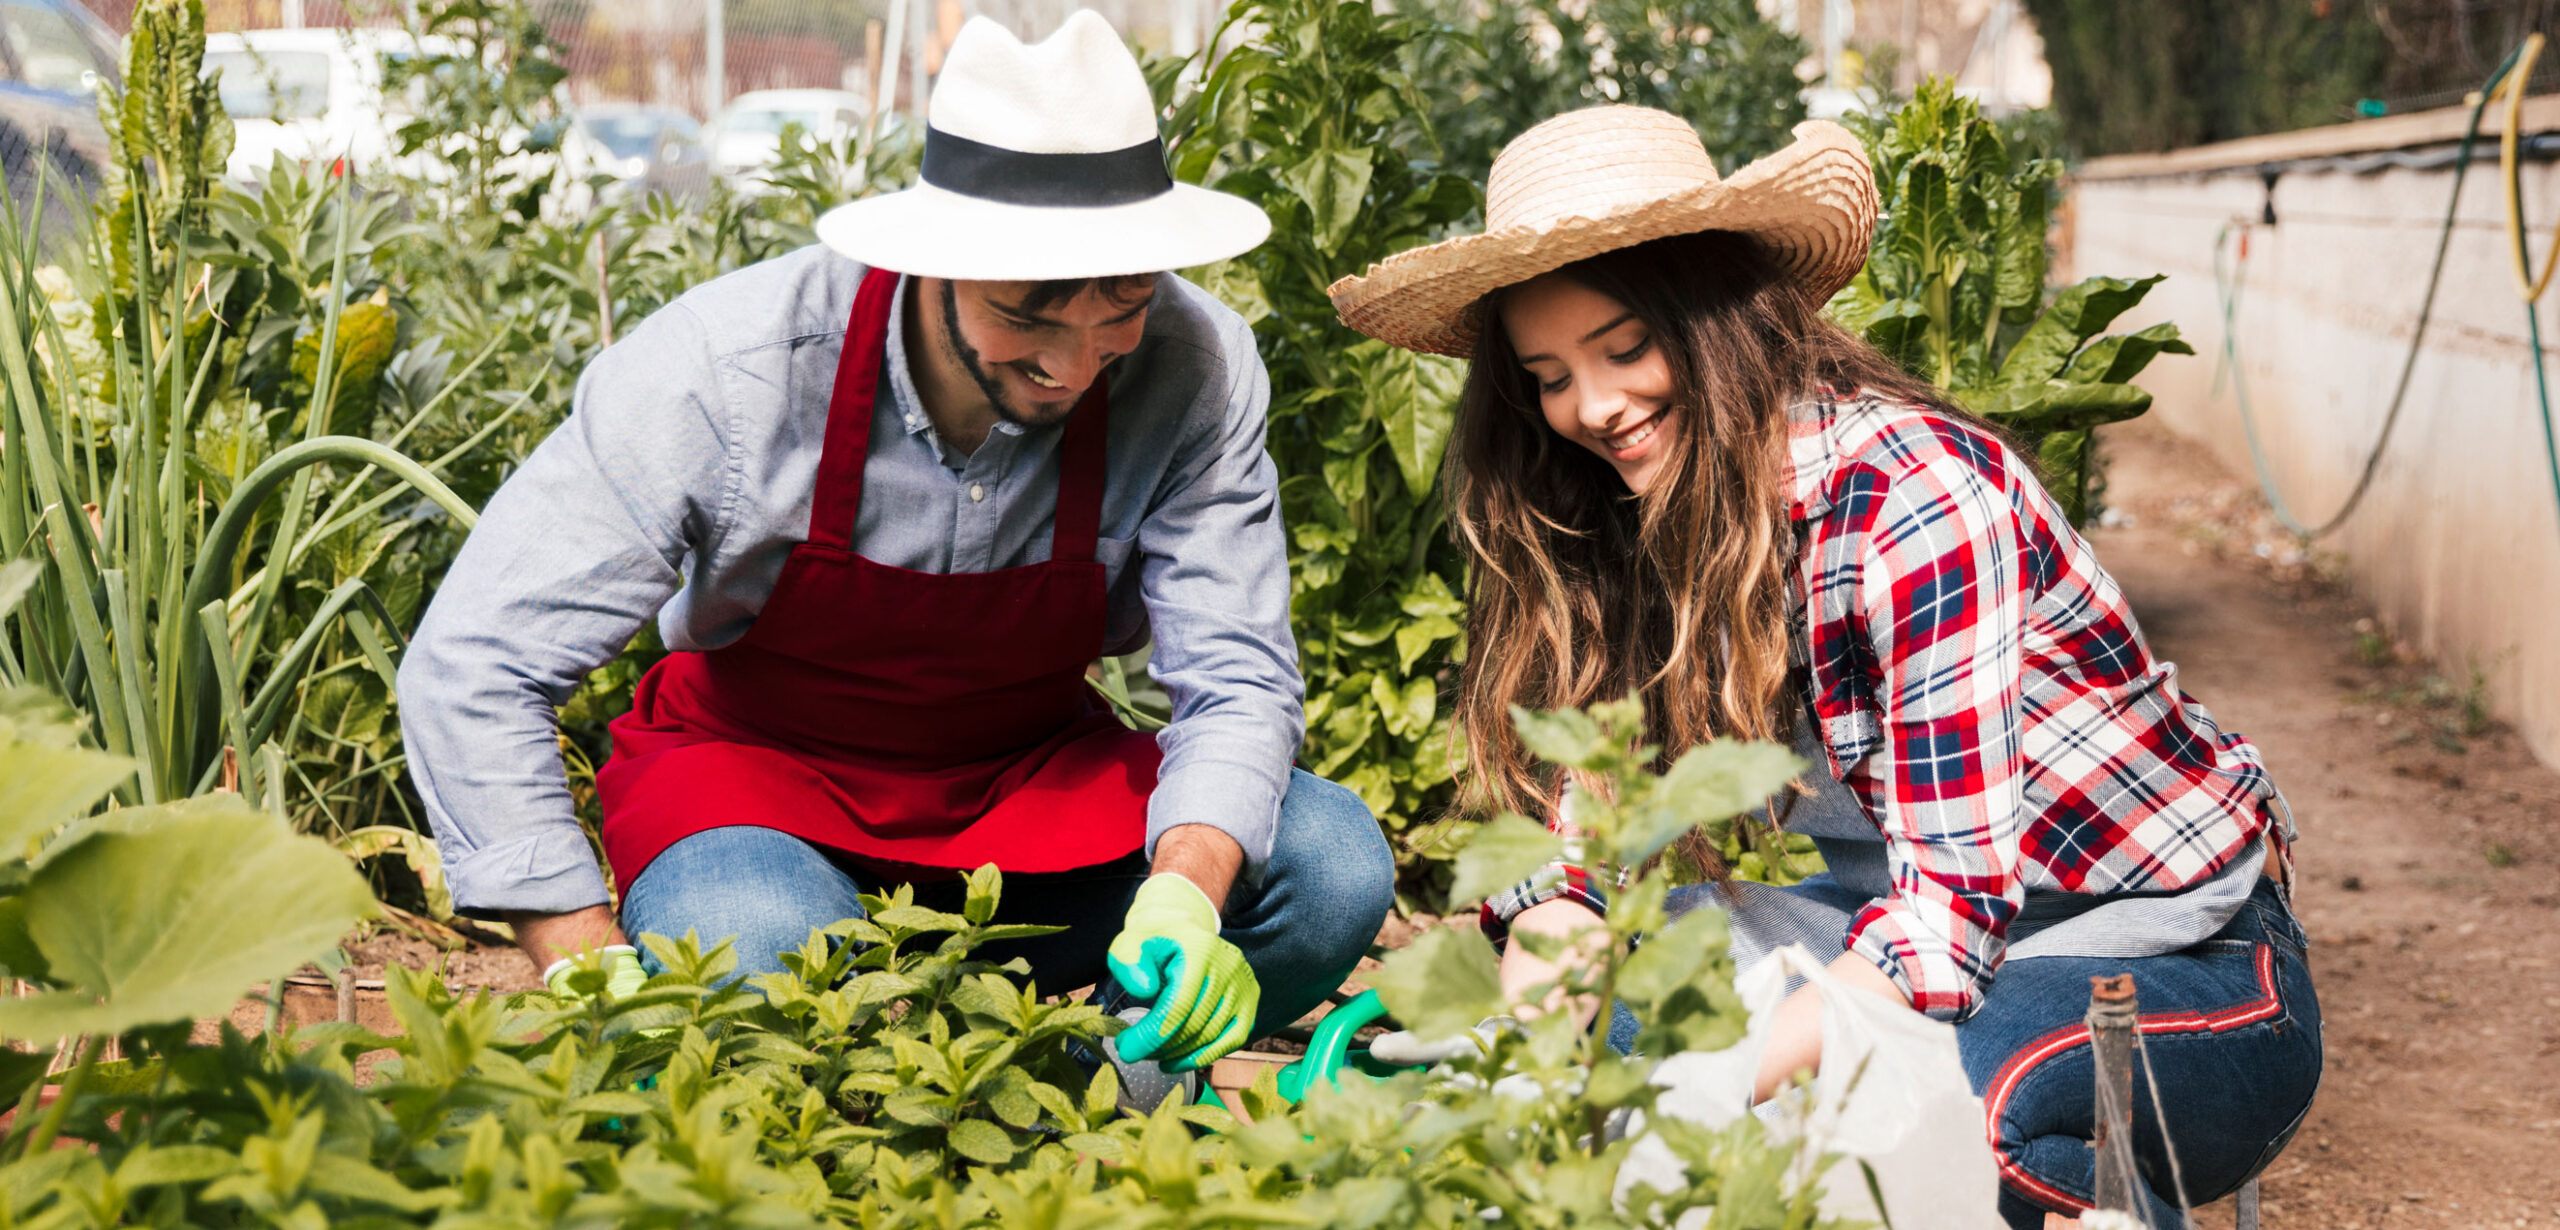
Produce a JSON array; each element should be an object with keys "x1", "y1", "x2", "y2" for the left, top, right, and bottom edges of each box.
[{"x1": 1482, "y1": 389, "x2": 2274, "y2": 1021}]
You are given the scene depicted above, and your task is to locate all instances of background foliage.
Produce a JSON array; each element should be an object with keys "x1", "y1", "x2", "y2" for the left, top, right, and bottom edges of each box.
[
  {"x1": 1829, "y1": 80, "x2": 2187, "y2": 524},
  {"x1": 1409, "y1": 0, "x2": 1810, "y2": 183},
  {"x1": 2023, "y1": 0, "x2": 2388, "y2": 156},
  {"x1": 1157, "y1": 0, "x2": 1478, "y2": 889}
]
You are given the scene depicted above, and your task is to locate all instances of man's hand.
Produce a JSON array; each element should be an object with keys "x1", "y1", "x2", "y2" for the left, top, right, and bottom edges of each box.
[
  {"x1": 507, "y1": 905, "x2": 630, "y2": 975},
  {"x1": 1105, "y1": 873, "x2": 1259, "y2": 1072}
]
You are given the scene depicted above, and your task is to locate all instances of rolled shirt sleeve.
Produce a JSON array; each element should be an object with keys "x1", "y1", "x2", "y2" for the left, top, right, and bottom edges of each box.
[
  {"x1": 1837, "y1": 444, "x2": 2031, "y2": 1021},
  {"x1": 1136, "y1": 311, "x2": 1305, "y2": 877},
  {"x1": 397, "y1": 303, "x2": 726, "y2": 918}
]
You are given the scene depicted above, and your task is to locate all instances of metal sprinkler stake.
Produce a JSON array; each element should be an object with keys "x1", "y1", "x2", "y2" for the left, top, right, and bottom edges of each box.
[{"x1": 2086, "y1": 974, "x2": 2141, "y2": 1216}]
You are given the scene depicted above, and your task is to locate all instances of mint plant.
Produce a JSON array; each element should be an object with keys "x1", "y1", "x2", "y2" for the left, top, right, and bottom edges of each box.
[{"x1": 0, "y1": 689, "x2": 1865, "y2": 1227}]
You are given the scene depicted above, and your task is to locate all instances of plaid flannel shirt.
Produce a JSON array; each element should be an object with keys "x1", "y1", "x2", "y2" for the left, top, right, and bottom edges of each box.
[{"x1": 1483, "y1": 389, "x2": 2274, "y2": 1021}]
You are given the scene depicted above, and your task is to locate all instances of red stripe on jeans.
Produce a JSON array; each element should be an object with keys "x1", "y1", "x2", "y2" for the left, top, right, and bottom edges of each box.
[{"x1": 1979, "y1": 942, "x2": 2282, "y2": 1213}]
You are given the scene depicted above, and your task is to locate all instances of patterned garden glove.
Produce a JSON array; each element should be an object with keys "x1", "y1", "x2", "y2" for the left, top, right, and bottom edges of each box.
[
  {"x1": 542, "y1": 944, "x2": 647, "y2": 1001},
  {"x1": 1105, "y1": 874, "x2": 1259, "y2": 1072}
]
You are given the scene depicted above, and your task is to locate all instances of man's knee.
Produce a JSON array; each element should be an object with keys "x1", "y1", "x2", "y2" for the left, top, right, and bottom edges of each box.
[
  {"x1": 618, "y1": 826, "x2": 865, "y2": 979},
  {"x1": 1265, "y1": 769, "x2": 1396, "y2": 936}
]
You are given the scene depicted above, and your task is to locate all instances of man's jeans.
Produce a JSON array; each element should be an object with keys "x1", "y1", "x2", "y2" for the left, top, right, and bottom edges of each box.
[
  {"x1": 619, "y1": 767, "x2": 1396, "y2": 1039},
  {"x1": 1631, "y1": 876, "x2": 2319, "y2": 1229}
]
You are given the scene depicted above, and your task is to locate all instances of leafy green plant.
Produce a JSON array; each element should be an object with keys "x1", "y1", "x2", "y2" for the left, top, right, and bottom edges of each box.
[
  {"x1": 1314, "y1": 693, "x2": 1841, "y2": 1226},
  {"x1": 382, "y1": 0, "x2": 572, "y2": 227},
  {"x1": 1829, "y1": 80, "x2": 2193, "y2": 523},
  {"x1": 1160, "y1": 0, "x2": 1479, "y2": 883},
  {"x1": 0, "y1": 690, "x2": 1855, "y2": 1228},
  {"x1": 0, "y1": 668, "x2": 375, "y2": 1154},
  {"x1": 0, "y1": 0, "x2": 480, "y2": 822},
  {"x1": 1413, "y1": 0, "x2": 1811, "y2": 185}
]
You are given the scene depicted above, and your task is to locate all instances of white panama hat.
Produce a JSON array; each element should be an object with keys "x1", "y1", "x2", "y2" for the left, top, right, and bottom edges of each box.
[{"x1": 816, "y1": 10, "x2": 1270, "y2": 282}]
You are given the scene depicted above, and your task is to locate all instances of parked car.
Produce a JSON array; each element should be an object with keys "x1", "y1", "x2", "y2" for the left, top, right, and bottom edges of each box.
[
  {"x1": 203, "y1": 27, "x2": 465, "y2": 184},
  {"x1": 561, "y1": 102, "x2": 709, "y2": 210},
  {"x1": 707, "y1": 88, "x2": 865, "y2": 188},
  {"x1": 0, "y1": 0, "x2": 122, "y2": 221}
]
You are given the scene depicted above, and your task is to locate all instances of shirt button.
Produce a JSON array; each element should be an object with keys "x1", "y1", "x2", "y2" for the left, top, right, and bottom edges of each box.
[{"x1": 969, "y1": 483, "x2": 986, "y2": 502}]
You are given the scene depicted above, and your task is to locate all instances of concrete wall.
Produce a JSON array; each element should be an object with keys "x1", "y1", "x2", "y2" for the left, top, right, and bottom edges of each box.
[{"x1": 2070, "y1": 106, "x2": 2560, "y2": 770}]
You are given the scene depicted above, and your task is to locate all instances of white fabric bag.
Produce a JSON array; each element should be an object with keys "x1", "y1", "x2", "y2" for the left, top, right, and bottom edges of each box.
[{"x1": 1617, "y1": 944, "x2": 2003, "y2": 1228}]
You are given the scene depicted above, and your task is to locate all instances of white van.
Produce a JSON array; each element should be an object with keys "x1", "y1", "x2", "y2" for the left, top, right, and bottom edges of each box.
[
  {"x1": 708, "y1": 88, "x2": 866, "y2": 190},
  {"x1": 203, "y1": 28, "x2": 465, "y2": 184}
]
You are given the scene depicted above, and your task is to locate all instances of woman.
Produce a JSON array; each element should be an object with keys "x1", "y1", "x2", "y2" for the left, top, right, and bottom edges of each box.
[{"x1": 1330, "y1": 107, "x2": 2320, "y2": 1229}]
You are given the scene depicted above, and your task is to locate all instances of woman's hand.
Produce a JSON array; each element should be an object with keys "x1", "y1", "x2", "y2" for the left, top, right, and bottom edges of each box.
[
  {"x1": 1498, "y1": 896, "x2": 1611, "y2": 1024},
  {"x1": 1751, "y1": 948, "x2": 1914, "y2": 1103}
]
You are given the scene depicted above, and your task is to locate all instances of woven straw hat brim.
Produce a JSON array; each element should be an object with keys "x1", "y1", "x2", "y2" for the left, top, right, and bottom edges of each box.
[{"x1": 1329, "y1": 120, "x2": 1877, "y2": 357}]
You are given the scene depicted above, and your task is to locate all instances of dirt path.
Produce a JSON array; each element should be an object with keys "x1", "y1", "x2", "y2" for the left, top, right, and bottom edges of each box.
[{"x1": 2086, "y1": 420, "x2": 2560, "y2": 1228}]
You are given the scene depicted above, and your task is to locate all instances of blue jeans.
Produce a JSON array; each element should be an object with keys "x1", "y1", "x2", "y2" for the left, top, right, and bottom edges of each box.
[
  {"x1": 1623, "y1": 877, "x2": 2319, "y2": 1228},
  {"x1": 618, "y1": 767, "x2": 1396, "y2": 1039}
]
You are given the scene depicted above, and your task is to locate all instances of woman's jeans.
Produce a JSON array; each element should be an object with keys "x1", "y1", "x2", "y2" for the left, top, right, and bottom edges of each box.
[
  {"x1": 619, "y1": 767, "x2": 1396, "y2": 1040},
  {"x1": 1630, "y1": 876, "x2": 2321, "y2": 1229}
]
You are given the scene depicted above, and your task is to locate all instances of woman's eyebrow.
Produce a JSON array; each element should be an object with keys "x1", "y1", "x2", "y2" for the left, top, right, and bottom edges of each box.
[
  {"x1": 1580, "y1": 312, "x2": 1637, "y2": 343},
  {"x1": 1518, "y1": 312, "x2": 1638, "y2": 365}
]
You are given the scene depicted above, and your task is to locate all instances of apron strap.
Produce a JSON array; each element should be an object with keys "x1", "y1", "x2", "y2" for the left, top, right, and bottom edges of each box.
[
  {"x1": 808, "y1": 267, "x2": 903, "y2": 551},
  {"x1": 1049, "y1": 380, "x2": 1109, "y2": 564}
]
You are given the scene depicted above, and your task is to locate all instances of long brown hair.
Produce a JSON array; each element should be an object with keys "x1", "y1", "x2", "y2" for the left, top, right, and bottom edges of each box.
[{"x1": 1446, "y1": 229, "x2": 1942, "y2": 868}]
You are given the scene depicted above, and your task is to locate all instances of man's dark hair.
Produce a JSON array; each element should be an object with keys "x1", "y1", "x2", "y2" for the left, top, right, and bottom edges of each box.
[{"x1": 1013, "y1": 274, "x2": 1159, "y2": 314}]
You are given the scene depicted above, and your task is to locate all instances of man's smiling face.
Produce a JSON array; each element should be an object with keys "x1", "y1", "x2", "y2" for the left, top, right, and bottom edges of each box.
[{"x1": 936, "y1": 275, "x2": 1159, "y2": 428}]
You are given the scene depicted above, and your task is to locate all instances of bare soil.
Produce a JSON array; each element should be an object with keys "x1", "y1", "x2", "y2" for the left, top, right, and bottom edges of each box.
[
  {"x1": 2087, "y1": 419, "x2": 2560, "y2": 1227},
  {"x1": 338, "y1": 928, "x2": 542, "y2": 992}
]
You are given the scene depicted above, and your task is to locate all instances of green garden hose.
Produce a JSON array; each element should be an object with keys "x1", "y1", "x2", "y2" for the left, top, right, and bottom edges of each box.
[
  {"x1": 2496, "y1": 36, "x2": 2560, "y2": 558},
  {"x1": 2201, "y1": 38, "x2": 2560, "y2": 543}
]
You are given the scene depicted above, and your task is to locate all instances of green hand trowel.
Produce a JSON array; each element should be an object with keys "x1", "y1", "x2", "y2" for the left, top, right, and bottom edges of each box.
[{"x1": 1198, "y1": 988, "x2": 1424, "y2": 1113}]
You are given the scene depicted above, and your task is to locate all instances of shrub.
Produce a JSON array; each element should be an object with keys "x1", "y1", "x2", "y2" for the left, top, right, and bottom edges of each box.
[
  {"x1": 1829, "y1": 80, "x2": 2193, "y2": 524},
  {"x1": 0, "y1": 674, "x2": 1859, "y2": 1228},
  {"x1": 1413, "y1": 0, "x2": 1811, "y2": 185},
  {"x1": 0, "y1": 0, "x2": 478, "y2": 832},
  {"x1": 2024, "y1": 0, "x2": 2387, "y2": 156},
  {"x1": 1160, "y1": 0, "x2": 1481, "y2": 888}
]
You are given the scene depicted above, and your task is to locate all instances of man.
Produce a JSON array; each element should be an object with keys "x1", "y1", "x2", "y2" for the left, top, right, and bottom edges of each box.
[{"x1": 398, "y1": 12, "x2": 1394, "y2": 1075}]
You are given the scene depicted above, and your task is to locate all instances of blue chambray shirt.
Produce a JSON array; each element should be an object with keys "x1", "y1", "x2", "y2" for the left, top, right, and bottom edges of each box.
[{"x1": 397, "y1": 245, "x2": 1304, "y2": 917}]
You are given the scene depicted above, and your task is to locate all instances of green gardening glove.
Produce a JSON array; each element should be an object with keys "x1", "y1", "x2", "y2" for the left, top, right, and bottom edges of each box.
[
  {"x1": 1105, "y1": 875, "x2": 1259, "y2": 1072},
  {"x1": 543, "y1": 944, "x2": 647, "y2": 1001}
]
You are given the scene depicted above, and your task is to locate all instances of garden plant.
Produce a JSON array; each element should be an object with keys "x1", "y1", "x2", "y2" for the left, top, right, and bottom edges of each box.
[
  {"x1": 0, "y1": 660, "x2": 1854, "y2": 1228},
  {"x1": 0, "y1": 1, "x2": 2206, "y2": 1221},
  {"x1": 0, "y1": 0, "x2": 482, "y2": 837},
  {"x1": 1828, "y1": 79, "x2": 2192, "y2": 524}
]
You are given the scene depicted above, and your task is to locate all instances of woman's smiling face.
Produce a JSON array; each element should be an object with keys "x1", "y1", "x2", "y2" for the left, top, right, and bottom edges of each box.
[{"x1": 1498, "y1": 272, "x2": 1680, "y2": 492}]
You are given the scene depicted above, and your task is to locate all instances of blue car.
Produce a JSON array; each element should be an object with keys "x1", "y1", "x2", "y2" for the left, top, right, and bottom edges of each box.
[{"x1": 0, "y1": 0, "x2": 122, "y2": 219}]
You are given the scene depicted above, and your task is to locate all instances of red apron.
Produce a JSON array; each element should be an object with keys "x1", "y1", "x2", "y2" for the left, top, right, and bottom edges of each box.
[{"x1": 596, "y1": 267, "x2": 1160, "y2": 888}]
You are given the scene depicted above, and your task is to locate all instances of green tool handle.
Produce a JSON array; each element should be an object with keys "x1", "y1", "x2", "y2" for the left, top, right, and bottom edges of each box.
[{"x1": 1298, "y1": 988, "x2": 1392, "y2": 1090}]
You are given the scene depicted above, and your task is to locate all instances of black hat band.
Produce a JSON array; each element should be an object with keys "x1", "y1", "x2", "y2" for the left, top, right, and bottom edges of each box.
[{"x1": 920, "y1": 127, "x2": 1174, "y2": 208}]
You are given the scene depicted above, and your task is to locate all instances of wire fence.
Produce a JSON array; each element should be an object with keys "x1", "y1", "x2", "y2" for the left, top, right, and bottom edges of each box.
[
  {"x1": 74, "y1": 0, "x2": 1221, "y2": 121},
  {"x1": 2369, "y1": 0, "x2": 2560, "y2": 114}
]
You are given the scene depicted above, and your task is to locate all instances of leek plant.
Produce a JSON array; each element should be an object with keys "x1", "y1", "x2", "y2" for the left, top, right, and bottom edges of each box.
[{"x1": 0, "y1": 0, "x2": 484, "y2": 824}]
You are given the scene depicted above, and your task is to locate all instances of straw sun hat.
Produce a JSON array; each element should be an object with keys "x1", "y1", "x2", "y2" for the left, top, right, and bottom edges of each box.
[{"x1": 1328, "y1": 107, "x2": 1879, "y2": 357}]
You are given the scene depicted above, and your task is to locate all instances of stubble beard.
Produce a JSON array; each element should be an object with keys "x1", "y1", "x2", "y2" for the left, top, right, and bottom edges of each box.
[{"x1": 938, "y1": 280, "x2": 1077, "y2": 430}]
